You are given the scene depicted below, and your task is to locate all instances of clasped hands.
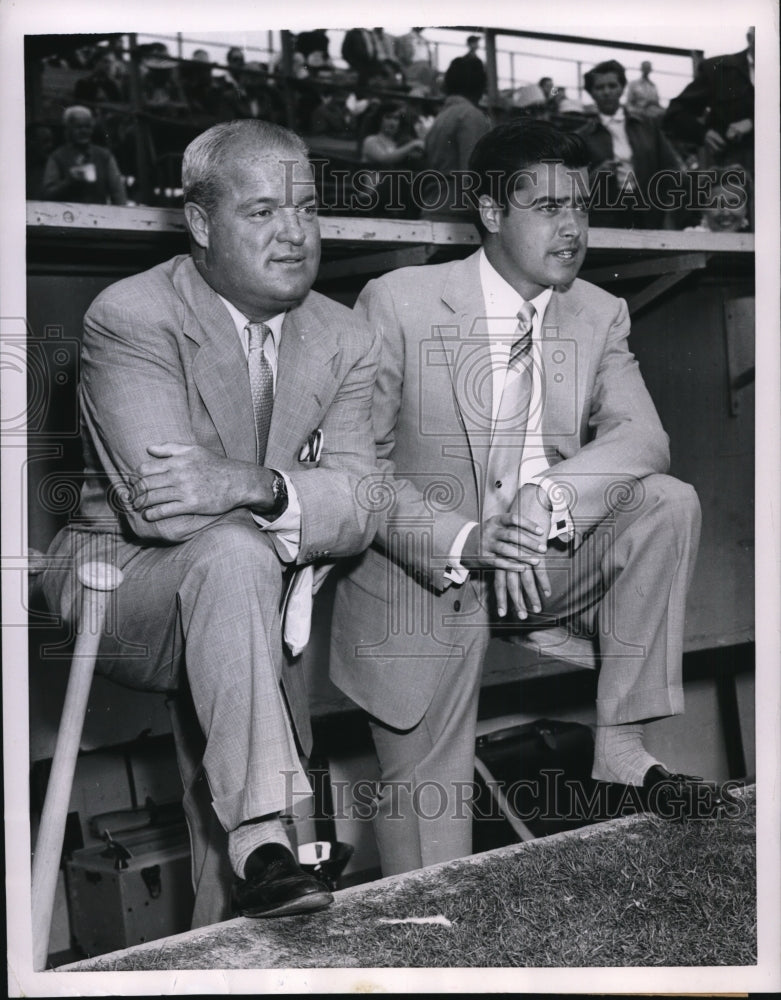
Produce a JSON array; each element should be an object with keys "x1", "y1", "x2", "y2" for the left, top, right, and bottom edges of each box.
[
  {"x1": 129, "y1": 442, "x2": 278, "y2": 521},
  {"x1": 462, "y1": 483, "x2": 553, "y2": 621}
]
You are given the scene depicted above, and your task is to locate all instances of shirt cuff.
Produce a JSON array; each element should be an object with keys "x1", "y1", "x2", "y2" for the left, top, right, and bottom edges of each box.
[
  {"x1": 444, "y1": 521, "x2": 478, "y2": 584},
  {"x1": 533, "y1": 475, "x2": 574, "y2": 543},
  {"x1": 252, "y1": 473, "x2": 301, "y2": 562}
]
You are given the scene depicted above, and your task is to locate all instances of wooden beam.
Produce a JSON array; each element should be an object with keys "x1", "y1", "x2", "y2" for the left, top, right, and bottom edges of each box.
[
  {"x1": 27, "y1": 201, "x2": 188, "y2": 235},
  {"x1": 26, "y1": 204, "x2": 754, "y2": 255},
  {"x1": 319, "y1": 216, "x2": 480, "y2": 246},
  {"x1": 627, "y1": 270, "x2": 694, "y2": 314},
  {"x1": 586, "y1": 228, "x2": 753, "y2": 253}
]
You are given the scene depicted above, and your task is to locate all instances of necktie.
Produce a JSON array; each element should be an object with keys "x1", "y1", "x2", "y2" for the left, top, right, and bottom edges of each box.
[
  {"x1": 246, "y1": 322, "x2": 274, "y2": 464},
  {"x1": 484, "y1": 302, "x2": 536, "y2": 518}
]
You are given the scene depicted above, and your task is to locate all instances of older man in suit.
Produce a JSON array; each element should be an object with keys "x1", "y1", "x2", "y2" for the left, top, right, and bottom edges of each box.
[
  {"x1": 42, "y1": 120, "x2": 379, "y2": 919},
  {"x1": 330, "y1": 120, "x2": 728, "y2": 877}
]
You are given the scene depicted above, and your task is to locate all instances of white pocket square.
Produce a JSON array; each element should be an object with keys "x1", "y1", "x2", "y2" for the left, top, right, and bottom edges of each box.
[{"x1": 298, "y1": 428, "x2": 323, "y2": 463}]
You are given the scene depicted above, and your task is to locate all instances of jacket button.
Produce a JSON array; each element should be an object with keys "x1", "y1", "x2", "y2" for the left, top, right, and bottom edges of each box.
[
  {"x1": 494, "y1": 480, "x2": 502, "y2": 489},
  {"x1": 453, "y1": 599, "x2": 461, "y2": 612}
]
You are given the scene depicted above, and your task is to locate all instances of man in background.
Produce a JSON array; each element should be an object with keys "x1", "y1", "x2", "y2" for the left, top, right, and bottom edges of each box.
[
  {"x1": 420, "y1": 55, "x2": 491, "y2": 221},
  {"x1": 626, "y1": 61, "x2": 663, "y2": 119},
  {"x1": 42, "y1": 105, "x2": 127, "y2": 205},
  {"x1": 664, "y1": 27, "x2": 754, "y2": 174},
  {"x1": 577, "y1": 59, "x2": 681, "y2": 228}
]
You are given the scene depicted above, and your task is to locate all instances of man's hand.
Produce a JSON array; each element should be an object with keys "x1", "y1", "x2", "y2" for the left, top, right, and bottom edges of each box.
[
  {"x1": 704, "y1": 128, "x2": 727, "y2": 153},
  {"x1": 498, "y1": 484, "x2": 554, "y2": 619},
  {"x1": 131, "y1": 442, "x2": 274, "y2": 521},
  {"x1": 725, "y1": 118, "x2": 753, "y2": 142},
  {"x1": 462, "y1": 484, "x2": 553, "y2": 619}
]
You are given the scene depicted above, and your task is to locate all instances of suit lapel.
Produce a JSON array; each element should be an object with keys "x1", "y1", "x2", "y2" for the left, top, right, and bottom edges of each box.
[
  {"x1": 174, "y1": 261, "x2": 340, "y2": 470},
  {"x1": 439, "y1": 254, "x2": 494, "y2": 503},
  {"x1": 264, "y1": 298, "x2": 340, "y2": 469},
  {"x1": 438, "y1": 260, "x2": 592, "y2": 491},
  {"x1": 174, "y1": 258, "x2": 257, "y2": 463}
]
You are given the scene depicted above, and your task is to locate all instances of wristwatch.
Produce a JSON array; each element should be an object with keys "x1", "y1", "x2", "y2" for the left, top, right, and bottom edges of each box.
[{"x1": 268, "y1": 470, "x2": 288, "y2": 516}]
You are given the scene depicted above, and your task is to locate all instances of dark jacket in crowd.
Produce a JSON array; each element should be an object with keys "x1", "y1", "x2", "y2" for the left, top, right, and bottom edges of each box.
[
  {"x1": 577, "y1": 110, "x2": 682, "y2": 228},
  {"x1": 664, "y1": 48, "x2": 754, "y2": 171}
]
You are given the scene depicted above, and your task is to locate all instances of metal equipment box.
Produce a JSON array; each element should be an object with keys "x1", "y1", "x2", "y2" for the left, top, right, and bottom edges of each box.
[{"x1": 66, "y1": 823, "x2": 194, "y2": 957}]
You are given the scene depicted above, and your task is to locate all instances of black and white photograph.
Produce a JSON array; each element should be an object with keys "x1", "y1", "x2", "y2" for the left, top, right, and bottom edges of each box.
[{"x1": 2, "y1": 0, "x2": 779, "y2": 994}]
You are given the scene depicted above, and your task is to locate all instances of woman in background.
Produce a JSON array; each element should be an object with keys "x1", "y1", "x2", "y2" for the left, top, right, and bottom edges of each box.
[{"x1": 358, "y1": 101, "x2": 425, "y2": 217}]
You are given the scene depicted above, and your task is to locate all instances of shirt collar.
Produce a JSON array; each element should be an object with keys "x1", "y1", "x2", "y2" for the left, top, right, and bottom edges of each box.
[
  {"x1": 599, "y1": 107, "x2": 625, "y2": 125},
  {"x1": 217, "y1": 293, "x2": 285, "y2": 353},
  {"x1": 479, "y1": 249, "x2": 553, "y2": 328}
]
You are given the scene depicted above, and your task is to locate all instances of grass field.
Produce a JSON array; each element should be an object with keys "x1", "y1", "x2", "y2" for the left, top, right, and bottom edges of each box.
[{"x1": 67, "y1": 785, "x2": 756, "y2": 971}]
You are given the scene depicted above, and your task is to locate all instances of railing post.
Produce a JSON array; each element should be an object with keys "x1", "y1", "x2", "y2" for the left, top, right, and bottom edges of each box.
[
  {"x1": 484, "y1": 29, "x2": 499, "y2": 106},
  {"x1": 126, "y1": 33, "x2": 154, "y2": 205},
  {"x1": 279, "y1": 30, "x2": 298, "y2": 132}
]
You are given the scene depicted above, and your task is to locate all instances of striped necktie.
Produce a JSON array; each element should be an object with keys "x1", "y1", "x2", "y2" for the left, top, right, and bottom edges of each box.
[
  {"x1": 484, "y1": 301, "x2": 536, "y2": 517},
  {"x1": 246, "y1": 321, "x2": 274, "y2": 464}
]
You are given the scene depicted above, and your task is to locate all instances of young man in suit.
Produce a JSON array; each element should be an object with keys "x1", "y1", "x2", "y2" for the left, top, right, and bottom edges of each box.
[
  {"x1": 577, "y1": 59, "x2": 681, "y2": 228},
  {"x1": 41, "y1": 120, "x2": 380, "y2": 920},
  {"x1": 330, "y1": 120, "x2": 730, "y2": 877}
]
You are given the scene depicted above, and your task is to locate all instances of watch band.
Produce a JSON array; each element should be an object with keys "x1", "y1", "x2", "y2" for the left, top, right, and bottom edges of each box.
[{"x1": 269, "y1": 470, "x2": 288, "y2": 515}]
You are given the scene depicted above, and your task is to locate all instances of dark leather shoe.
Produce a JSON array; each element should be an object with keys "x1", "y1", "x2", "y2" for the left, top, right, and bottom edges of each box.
[
  {"x1": 232, "y1": 843, "x2": 333, "y2": 918},
  {"x1": 641, "y1": 765, "x2": 739, "y2": 821}
]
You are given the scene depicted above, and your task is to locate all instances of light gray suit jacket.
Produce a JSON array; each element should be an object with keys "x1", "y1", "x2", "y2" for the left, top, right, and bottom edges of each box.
[
  {"x1": 44, "y1": 254, "x2": 380, "y2": 753},
  {"x1": 330, "y1": 251, "x2": 669, "y2": 730}
]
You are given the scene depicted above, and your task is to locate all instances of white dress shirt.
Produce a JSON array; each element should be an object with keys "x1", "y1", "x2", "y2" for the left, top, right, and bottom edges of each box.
[
  {"x1": 598, "y1": 107, "x2": 635, "y2": 188},
  {"x1": 445, "y1": 250, "x2": 573, "y2": 583}
]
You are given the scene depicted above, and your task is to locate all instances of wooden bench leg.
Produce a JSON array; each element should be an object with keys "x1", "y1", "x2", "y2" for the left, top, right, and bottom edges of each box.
[{"x1": 30, "y1": 561, "x2": 122, "y2": 971}]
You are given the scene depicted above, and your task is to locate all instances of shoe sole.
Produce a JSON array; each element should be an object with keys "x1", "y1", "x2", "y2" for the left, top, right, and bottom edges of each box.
[{"x1": 239, "y1": 890, "x2": 334, "y2": 919}]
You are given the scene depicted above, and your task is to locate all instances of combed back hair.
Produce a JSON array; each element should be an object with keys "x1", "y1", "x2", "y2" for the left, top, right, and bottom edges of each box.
[
  {"x1": 467, "y1": 119, "x2": 590, "y2": 233},
  {"x1": 583, "y1": 59, "x2": 627, "y2": 94},
  {"x1": 182, "y1": 119, "x2": 309, "y2": 214}
]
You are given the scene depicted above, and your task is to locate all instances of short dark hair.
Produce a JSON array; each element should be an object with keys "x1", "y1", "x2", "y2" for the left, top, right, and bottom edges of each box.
[
  {"x1": 444, "y1": 55, "x2": 486, "y2": 101},
  {"x1": 583, "y1": 59, "x2": 627, "y2": 94},
  {"x1": 467, "y1": 120, "x2": 590, "y2": 234}
]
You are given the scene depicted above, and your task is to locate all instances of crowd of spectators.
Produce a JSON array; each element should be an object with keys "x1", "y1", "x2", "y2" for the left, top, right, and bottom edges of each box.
[{"x1": 26, "y1": 29, "x2": 754, "y2": 232}]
